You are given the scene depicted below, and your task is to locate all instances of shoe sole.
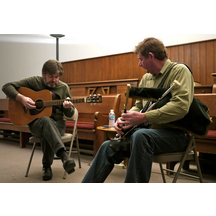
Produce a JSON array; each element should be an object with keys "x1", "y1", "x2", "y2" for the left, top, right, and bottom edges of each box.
[
  {"x1": 43, "y1": 176, "x2": 52, "y2": 181},
  {"x1": 64, "y1": 160, "x2": 76, "y2": 174}
]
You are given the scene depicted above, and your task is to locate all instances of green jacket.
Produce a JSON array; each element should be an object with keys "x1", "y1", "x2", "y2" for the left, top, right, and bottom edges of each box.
[
  {"x1": 130, "y1": 59, "x2": 194, "y2": 129},
  {"x1": 2, "y1": 76, "x2": 75, "y2": 120}
]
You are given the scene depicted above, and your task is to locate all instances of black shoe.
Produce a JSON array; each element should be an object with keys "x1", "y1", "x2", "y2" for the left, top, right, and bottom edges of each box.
[
  {"x1": 42, "y1": 167, "x2": 52, "y2": 181},
  {"x1": 63, "y1": 158, "x2": 76, "y2": 174}
]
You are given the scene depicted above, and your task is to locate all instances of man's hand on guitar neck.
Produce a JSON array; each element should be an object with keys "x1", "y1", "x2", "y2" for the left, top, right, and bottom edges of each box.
[
  {"x1": 16, "y1": 93, "x2": 36, "y2": 109},
  {"x1": 63, "y1": 97, "x2": 74, "y2": 109}
]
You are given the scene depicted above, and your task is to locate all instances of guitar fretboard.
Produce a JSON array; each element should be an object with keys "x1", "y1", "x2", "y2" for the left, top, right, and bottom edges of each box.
[{"x1": 43, "y1": 98, "x2": 86, "y2": 107}]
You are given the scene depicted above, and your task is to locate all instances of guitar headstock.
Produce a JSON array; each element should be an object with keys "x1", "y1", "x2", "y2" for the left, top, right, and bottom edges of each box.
[{"x1": 86, "y1": 94, "x2": 102, "y2": 104}]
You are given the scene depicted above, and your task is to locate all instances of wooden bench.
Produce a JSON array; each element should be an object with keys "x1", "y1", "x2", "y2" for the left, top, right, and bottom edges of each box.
[
  {"x1": 68, "y1": 79, "x2": 139, "y2": 117},
  {"x1": 194, "y1": 94, "x2": 216, "y2": 155},
  {"x1": 167, "y1": 93, "x2": 216, "y2": 172},
  {"x1": 0, "y1": 98, "x2": 31, "y2": 148},
  {"x1": 65, "y1": 94, "x2": 121, "y2": 155}
]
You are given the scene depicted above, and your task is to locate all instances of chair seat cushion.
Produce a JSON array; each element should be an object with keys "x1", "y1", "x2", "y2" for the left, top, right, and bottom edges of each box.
[
  {"x1": 61, "y1": 133, "x2": 73, "y2": 143},
  {"x1": 0, "y1": 117, "x2": 11, "y2": 123},
  {"x1": 66, "y1": 121, "x2": 95, "y2": 130},
  {"x1": 153, "y1": 151, "x2": 194, "y2": 163},
  {"x1": 29, "y1": 133, "x2": 73, "y2": 144}
]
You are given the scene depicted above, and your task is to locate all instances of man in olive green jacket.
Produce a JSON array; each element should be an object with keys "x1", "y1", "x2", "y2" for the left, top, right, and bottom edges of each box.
[
  {"x1": 2, "y1": 59, "x2": 76, "y2": 181},
  {"x1": 82, "y1": 37, "x2": 193, "y2": 183}
]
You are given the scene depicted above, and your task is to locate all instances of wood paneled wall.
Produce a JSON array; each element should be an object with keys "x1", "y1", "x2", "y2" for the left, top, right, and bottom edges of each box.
[
  {"x1": 167, "y1": 39, "x2": 216, "y2": 85},
  {"x1": 61, "y1": 39, "x2": 216, "y2": 86},
  {"x1": 61, "y1": 52, "x2": 144, "y2": 83}
]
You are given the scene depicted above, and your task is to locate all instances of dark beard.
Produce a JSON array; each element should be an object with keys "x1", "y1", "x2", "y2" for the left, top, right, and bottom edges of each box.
[{"x1": 43, "y1": 79, "x2": 58, "y2": 88}]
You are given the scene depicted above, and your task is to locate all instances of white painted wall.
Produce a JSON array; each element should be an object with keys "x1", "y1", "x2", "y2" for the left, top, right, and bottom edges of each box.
[
  {"x1": 0, "y1": 42, "x2": 54, "y2": 97},
  {"x1": 1, "y1": 34, "x2": 216, "y2": 98},
  {"x1": 61, "y1": 34, "x2": 216, "y2": 62}
]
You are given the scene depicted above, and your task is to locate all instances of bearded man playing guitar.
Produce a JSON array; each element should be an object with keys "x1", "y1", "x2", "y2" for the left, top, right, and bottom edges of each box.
[
  {"x1": 2, "y1": 59, "x2": 76, "y2": 181},
  {"x1": 82, "y1": 37, "x2": 194, "y2": 183}
]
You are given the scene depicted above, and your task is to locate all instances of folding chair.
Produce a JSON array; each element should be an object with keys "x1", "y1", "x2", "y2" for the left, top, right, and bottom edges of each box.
[
  {"x1": 25, "y1": 108, "x2": 81, "y2": 179},
  {"x1": 153, "y1": 135, "x2": 203, "y2": 183}
]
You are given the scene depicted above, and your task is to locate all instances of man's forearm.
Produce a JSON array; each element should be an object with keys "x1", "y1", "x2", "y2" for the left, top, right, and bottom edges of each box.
[
  {"x1": 16, "y1": 93, "x2": 24, "y2": 102},
  {"x1": 2, "y1": 83, "x2": 19, "y2": 100}
]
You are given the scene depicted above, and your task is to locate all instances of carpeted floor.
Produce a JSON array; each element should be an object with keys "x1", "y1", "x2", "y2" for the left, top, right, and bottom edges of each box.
[{"x1": 0, "y1": 137, "x2": 216, "y2": 183}]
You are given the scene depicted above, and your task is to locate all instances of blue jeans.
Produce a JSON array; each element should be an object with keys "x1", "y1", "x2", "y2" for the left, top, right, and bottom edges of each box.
[{"x1": 82, "y1": 128, "x2": 191, "y2": 183}]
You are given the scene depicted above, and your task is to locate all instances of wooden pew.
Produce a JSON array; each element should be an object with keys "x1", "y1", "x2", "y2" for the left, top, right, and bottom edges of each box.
[
  {"x1": 68, "y1": 79, "x2": 139, "y2": 117},
  {"x1": 194, "y1": 94, "x2": 216, "y2": 154},
  {"x1": 166, "y1": 93, "x2": 216, "y2": 173},
  {"x1": 0, "y1": 98, "x2": 31, "y2": 148},
  {"x1": 65, "y1": 94, "x2": 121, "y2": 155}
]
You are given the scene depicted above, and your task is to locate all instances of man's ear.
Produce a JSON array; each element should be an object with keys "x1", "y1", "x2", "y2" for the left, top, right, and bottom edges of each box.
[{"x1": 149, "y1": 52, "x2": 154, "y2": 59}]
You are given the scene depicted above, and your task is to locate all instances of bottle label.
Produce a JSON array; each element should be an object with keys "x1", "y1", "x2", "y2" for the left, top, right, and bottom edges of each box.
[{"x1": 109, "y1": 115, "x2": 115, "y2": 127}]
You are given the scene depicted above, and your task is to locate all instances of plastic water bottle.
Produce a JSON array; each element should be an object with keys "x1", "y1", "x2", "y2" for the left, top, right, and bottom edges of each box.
[{"x1": 109, "y1": 109, "x2": 115, "y2": 128}]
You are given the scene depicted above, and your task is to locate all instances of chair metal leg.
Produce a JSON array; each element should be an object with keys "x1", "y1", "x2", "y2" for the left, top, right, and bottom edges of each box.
[
  {"x1": 192, "y1": 141, "x2": 203, "y2": 183},
  {"x1": 63, "y1": 137, "x2": 75, "y2": 179},
  {"x1": 155, "y1": 136, "x2": 203, "y2": 183},
  {"x1": 63, "y1": 171, "x2": 67, "y2": 179},
  {"x1": 76, "y1": 135, "x2": 81, "y2": 168},
  {"x1": 63, "y1": 132, "x2": 81, "y2": 179},
  {"x1": 25, "y1": 142, "x2": 37, "y2": 177},
  {"x1": 159, "y1": 163, "x2": 166, "y2": 183},
  {"x1": 172, "y1": 136, "x2": 194, "y2": 183}
]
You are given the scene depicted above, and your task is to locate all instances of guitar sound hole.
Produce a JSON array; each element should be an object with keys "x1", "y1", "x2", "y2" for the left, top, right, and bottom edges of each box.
[{"x1": 35, "y1": 100, "x2": 44, "y2": 110}]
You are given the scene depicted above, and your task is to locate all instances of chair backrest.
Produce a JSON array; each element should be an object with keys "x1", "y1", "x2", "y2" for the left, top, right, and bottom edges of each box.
[
  {"x1": 66, "y1": 107, "x2": 78, "y2": 133},
  {"x1": 67, "y1": 107, "x2": 78, "y2": 121},
  {"x1": 64, "y1": 108, "x2": 79, "y2": 156}
]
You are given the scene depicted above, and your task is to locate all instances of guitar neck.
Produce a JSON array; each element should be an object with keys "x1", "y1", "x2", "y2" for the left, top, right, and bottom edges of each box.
[{"x1": 44, "y1": 98, "x2": 86, "y2": 107}]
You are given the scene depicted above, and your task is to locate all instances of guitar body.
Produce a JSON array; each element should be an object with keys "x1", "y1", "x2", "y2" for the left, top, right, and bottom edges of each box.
[
  {"x1": 8, "y1": 87, "x2": 102, "y2": 126},
  {"x1": 9, "y1": 87, "x2": 52, "y2": 126}
]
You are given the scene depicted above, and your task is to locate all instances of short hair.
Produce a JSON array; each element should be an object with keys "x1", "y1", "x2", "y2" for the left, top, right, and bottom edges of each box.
[
  {"x1": 134, "y1": 37, "x2": 168, "y2": 60},
  {"x1": 42, "y1": 59, "x2": 64, "y2": 76}
]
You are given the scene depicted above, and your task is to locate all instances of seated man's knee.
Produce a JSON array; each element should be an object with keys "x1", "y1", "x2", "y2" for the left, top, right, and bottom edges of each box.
[
  {"x1": 131, "y1": 129, "x2": 145, "y2": 142},
  {"x1": 40, "y1": 116, "x2": 53, "y2": 123},
  {"x1": 130, "y1": 129, "x2": 153, "y2": 151},
  {"x1": 98, "y1": 140, "x2": 111, "y2": 153},
  {"x1": 39, "y1": 116, "x2": 55, "y2": 127}
]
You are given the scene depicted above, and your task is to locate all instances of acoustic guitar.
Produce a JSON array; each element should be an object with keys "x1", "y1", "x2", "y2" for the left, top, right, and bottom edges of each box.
[{"x1": 8, "y1": 87, "x2": 102, "y2": 126}]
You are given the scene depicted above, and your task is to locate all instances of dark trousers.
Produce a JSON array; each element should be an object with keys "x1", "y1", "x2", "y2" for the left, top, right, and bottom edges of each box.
[
  {"x1": 82, "y1": 128, "x2": 191, "y2": 183},
  {"x1": 29, "y1": 116, "x2": 66, "y2": 167}
]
